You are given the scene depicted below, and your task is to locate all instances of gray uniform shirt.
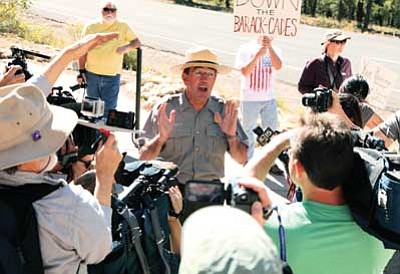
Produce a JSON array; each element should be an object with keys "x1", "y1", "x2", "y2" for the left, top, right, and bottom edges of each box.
[{"x1": 142, "y1": 92, "x2": 248, "y2": 184}]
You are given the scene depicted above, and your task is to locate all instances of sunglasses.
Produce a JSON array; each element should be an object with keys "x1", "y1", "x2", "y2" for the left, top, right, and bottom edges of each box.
[
  {"x1": 331, "y1": 40, "x2": 347, "y2": 45},
  {"x1": 103, "y1": 7, "x2": 117, "y2": 13}
]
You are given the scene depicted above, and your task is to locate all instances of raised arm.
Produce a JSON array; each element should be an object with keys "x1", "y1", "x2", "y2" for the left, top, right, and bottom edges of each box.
[{"x1": 44, "y1": 33, "x2": 118, "y2": 87}]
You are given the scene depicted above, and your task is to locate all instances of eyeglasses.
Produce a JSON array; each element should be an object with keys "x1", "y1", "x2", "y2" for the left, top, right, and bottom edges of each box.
[
  {"x1": 331, "y1": 40, "x2": 347, "y2": 45},
  {"x1": 192, "y1": 70, "x2": 216, "y2": 79},
  {"x1": 103, "y1": 7, "x2": 117, "y2": 13}
]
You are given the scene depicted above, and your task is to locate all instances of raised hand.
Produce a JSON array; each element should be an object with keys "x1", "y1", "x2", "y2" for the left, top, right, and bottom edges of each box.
[
  {"x1": 214, "y1": 100, "x2": 238, "y2": 137},
  {"x1": 157, "y1": 103, "x2": 176, "y2": 143}
]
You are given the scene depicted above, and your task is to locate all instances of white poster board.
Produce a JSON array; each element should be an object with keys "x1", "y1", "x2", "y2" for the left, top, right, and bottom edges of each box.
[
  {"x1": 233, "y1": 0, "x2": 302, "y2": 37},
  {"x1": 359, "y1": 57, "x2": 398, "y2": 110}
]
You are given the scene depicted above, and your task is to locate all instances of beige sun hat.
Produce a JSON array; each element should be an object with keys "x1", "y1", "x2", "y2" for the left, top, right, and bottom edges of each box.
[
  {"x1": 171, "y1": 47, "x2": 231, "y2": 74},
  {"x1": 0, "y1": 84, "x2": 78, "y2": 169},
  {"x1": 179, "y1": 206, "x2": 282, "y2": 274},
  {"x1": 321, "y1": 29, "x2": 351, "y2": 45}
]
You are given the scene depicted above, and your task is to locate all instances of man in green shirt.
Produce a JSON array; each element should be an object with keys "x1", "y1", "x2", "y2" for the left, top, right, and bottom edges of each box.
[{"x1": 240, "y1": 113, "x2": 394, "y2": 274}]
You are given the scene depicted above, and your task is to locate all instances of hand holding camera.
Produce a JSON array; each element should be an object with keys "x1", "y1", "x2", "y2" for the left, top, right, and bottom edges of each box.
[
  {"x1": 95, "y1": 132, "x2": 122, "y2": 202},
  {"x1": 0, "y1": 65, "x2": 25, "y2": 87}
]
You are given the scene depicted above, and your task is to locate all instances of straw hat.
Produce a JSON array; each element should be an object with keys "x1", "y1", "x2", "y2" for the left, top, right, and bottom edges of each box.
[
  {"x1": 0, "y1": 84, "x2": 78, "y2": 169},
  {"x1": 171, "y1": 47, "x2": 231, "y2": 74}
]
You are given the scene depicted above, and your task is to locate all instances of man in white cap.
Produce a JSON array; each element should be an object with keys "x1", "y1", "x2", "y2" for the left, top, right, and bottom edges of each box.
[
  {"x1": 298, "y1": 28, "x2": 352, "y2": 94},
  {"x1": 79, "y1": 0, "x2": 141, "y2": 115},
  {"x1": 0, "y1": 33, "x2": 122, "y2": 274},
  {"x1": 139, "y1": 47, "x2": 248, "y2": 186}
]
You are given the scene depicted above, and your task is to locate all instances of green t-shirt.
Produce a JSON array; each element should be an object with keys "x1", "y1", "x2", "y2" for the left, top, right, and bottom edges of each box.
[{"x1": 264, "y1": 200, "x2": 394, "y2": 274}]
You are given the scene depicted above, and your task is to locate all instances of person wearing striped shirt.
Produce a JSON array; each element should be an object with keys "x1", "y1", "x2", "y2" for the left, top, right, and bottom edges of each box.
[{"x1": 235, "y1": 35, "x2": 282, "y2": 159}]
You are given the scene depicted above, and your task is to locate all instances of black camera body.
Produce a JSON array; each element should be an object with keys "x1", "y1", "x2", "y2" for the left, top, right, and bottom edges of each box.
[
  {"x1": 7, "y1": 46, "x2": 51, "y2": 81},
  {"x1": 184, "y1": 179, "x2": 259, "y2": 214},
  {"x1": 106, "y1": 109, "x2": 135, "y2": 130},
  {"x1": 302, "y1": 87, "x2": 333, "y2": 113},
  {"x1": 352, "y1": 131, "x2": 387, "y2": 151},
  {"x1": 116, "y1": 160, "x2": 179, "y2": 209},
  {"x1": 47, "y1": 86, "x2": 77, "y2": 106}
]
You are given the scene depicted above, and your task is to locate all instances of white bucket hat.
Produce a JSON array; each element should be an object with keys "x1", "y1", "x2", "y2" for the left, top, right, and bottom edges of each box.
[
  {"x1": 171, "y1": 47, "x2": 231, "y2": 74},
  {"x1": 180, "y1": 206, "x2": 282, "y2": 274},
  {"x1": 0, "y1": 84, "x2": 78, "y2": 169}
]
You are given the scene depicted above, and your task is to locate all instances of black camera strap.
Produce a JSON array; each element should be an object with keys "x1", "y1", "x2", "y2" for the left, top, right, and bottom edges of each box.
[
  {"x1": 118, "y1": 204, "x2": 150, "y2": 274},
  {"x1": 324, "y1": 55, "x2": 340, "y2": 91},
  {"x1": 145, "y1": 195, "x2": 171, "y2": 274}
]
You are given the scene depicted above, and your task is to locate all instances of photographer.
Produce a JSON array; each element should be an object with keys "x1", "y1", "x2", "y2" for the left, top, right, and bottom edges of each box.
[
  {"x1": 339, "y1": 74, "x2": 384, "y2": 130},
  {"x1": 0, "y1": 65, "x2": 25, "y2": 87},
  {"x1": 238, "y1": 114, "x2": 393, "y2": 274},
  {"x1": 0, "y1": 84, "x2": 122, "y2": 273},
  {"x1": 0, "y1": 33, "x2": 123, "y2": 274}
]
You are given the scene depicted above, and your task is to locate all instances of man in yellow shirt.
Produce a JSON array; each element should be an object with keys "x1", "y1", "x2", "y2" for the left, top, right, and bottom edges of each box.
[{"x1": 79, "y1": 1, "x2": 141, "y2": 115}]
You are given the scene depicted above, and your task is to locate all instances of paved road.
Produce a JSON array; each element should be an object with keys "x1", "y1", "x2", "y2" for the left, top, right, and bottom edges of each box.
[{"x1": 31, "y1": 0, "x2": 400, "y2": 107}]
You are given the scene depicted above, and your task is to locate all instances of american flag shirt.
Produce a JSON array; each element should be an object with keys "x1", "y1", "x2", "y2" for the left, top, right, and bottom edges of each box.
[{"x1": 235, "y1": 40, "x2": 282, "y2": 101}]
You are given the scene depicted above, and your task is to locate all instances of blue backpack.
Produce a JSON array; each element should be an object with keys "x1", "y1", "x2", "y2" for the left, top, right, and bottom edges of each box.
[{"x1": 344, "y1": 147, "x2": 400, "y2": 250}]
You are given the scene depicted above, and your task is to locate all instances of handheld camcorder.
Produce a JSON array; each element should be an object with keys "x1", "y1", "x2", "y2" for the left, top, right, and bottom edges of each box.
[
  {"x1": 184, "y1": 179, "x2": 259, "y2": 214},
  {"x1": 7, "y1": 46, "x2": 51, "y2": 80},
  {"x1": 47, "y1": 86, "x2": 76, "y2": 107},
  {"x1": 302, "y1": 87, "x2": 333, "y2": 113}
]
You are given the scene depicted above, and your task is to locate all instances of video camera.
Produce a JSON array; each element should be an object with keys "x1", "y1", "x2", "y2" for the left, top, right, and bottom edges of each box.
[
  {"x1": 116, "y1": 159, "x2": 179, "y2": 209},
  {"x1": 302, "y1": 87, "x2": 333, "y2": 113},
  {"x1": 6, "y1": 46, "x2": 51, "y2": 81},
  {"x1": 352, "y1": 131, "x2": 387, "y2": 151},
  {"x1": 184, "y1": 179, "x2": 259, "y2": 214}
]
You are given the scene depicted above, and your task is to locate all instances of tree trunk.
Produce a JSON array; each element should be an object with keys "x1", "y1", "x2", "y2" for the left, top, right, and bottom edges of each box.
[
  {"x1": 356, "y1": 0, "x2": 364, "y2": 25},
  {"x1": 338, "y1": 0, "x2": 345, "y2": 21},
  {"x1": 310, "y1": 0, "x2": 318, "y2": 17},
  {"x1": 363, "y1": 0, "x2": 372, "y2": 32}
]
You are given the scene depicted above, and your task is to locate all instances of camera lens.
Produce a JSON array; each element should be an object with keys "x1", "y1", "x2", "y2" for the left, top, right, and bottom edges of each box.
[{"x1": 302, "y1": 94, "x2": 316, "y2": 107}]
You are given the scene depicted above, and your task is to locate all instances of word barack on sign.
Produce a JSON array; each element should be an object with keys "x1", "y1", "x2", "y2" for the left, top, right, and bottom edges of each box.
[{"x1": 233, "y1": 0, "x2": 301, "y2": 37}]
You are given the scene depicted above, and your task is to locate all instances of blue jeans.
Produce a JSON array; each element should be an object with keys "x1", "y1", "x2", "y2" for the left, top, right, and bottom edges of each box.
[
  {"x1": 86, "y1": 70, "x2": 121, "y2": 116},
  {"x1": 240, "y1": 99, "x2": 278, "y2": 159}
]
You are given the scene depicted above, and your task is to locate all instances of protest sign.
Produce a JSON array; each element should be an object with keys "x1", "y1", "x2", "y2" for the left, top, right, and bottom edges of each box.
[
  {"x1": 359, "y1": 57, "x2": 398, "y2": 110},
  {"x1": 233, "y1": 0, "x2": 302, "y2": 37}
]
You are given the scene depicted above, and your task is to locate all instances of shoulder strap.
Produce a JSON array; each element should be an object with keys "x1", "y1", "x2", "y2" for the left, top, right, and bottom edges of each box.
[
  {"x1": 0, "y1": 183, "x2": 62, "y2": 202},
  {"x1": 144, "y1": 195, "x2": 171, "y2": 274},
  {"x1": 113, "y1": 197, "x2": 150, "y2": 274},
  {"x1": 323, "y1": 56, "x2": 335, "y2": 89}
]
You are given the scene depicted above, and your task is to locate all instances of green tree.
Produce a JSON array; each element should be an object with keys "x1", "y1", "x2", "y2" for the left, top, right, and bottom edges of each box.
[{"x1": 0, "y1": 0, "x2": 31, "y2": 33}]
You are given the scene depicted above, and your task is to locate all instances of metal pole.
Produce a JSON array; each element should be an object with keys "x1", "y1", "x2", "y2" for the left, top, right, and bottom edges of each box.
[{"x1": 135, "y1": 48, "x2": 142, "y2": 137}]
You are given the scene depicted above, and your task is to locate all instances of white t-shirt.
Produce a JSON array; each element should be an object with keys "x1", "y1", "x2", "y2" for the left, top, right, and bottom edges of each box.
[{"x1": 235, "y1": 40, "x2": 282, "y2": 102}]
